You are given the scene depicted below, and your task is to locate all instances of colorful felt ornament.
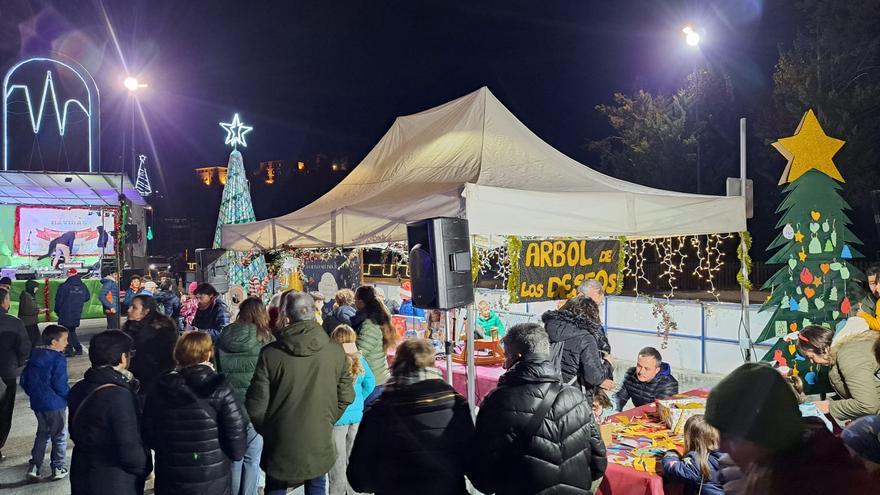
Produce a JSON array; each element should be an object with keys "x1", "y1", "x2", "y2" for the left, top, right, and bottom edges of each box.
[
  {"x1": 810, "y1": 222, "x2": 820, "y2": 233},
  {"x1": 829, "y1": 286, "x2": 838, "y2": 301},
  {"x1": 789, "y1": 322, "x2": 798, "y2": 332},
  {"x1": 794, "y1": 231, "x2": 805, "y2": 243},
  {"x1": 804, "y1": 287, "x2": 816, "y2": 299},
  {"x1": 773, "y1": 349, "x2": 787, "y2": 366},
  {"x1": 781, "y1": 295, "x2": 791, "y2": 309},
  {"x1": 789, "y1": 298, "x2": 799, "y2": 312},
  {"x1": 822, "y1": 220, "x2": 830, "y2": 232},
  {"x1": 798, "y1": 297, "x2": 809, "y2": 312},
  {"x1": 840, "y1": 266, "x2": 851, "y2": 280},
  {"x1": 841, "y1": 297, "x2": 852, "y2": 314},
  {"x1": 841, "y1": 245, "x2": 853, "y2": 259},
  {"x1": 809, "y1": 236, "x2": 822, "y2": 254},
  {"x1": 798, "y1": 249, "x2": 807, "y2": 262},
  {"x1": 783, "y1": 224, "x2": 795, "y2": 239},
  {"x1": 804, "y1": 371, "x2": 818, "y2": 385},
  {"x1": 800, "y1": 268, "x2": 813, "y2": 285},
  {"x1": 831, "y1": 230, "x2": 837, "y2": 246},
  {"x1": 788, "y1": 257, "x2": 798, "y2": 270},
  {"x1": 830, "y1": 262, "x2": 842, "y2": 271},
  {"x1": 832, "y1": 310, "x2": 840, "y2": 319},
  {"x1": 811, "y1": 211, "x2": 821, "y2": 221},
  {"x1": 788, "y1": 344, "x2": 797, "y2": 355},
  {"x1": 824, "y1": 239, "x2": 834, "y2": 252},
  {"x1": 820, "y1": 263, "x2": 830, "y2": 274},
  {"x1": 814, "y1": 298, "x2": 825, "y2": 310},
  {"x1": 775, "y1": 321, "x2": 787, "y2": 338}
]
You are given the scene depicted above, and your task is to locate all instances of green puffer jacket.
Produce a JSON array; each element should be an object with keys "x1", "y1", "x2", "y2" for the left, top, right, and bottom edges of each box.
[
  {"x1": 246, "y1": 319, "x2": 354, "y2": 486},
  {"x1": 828, "y1": 330, "x2": 880, "y2": 421},
  {"x1": 215, "y1": 321, "x2": 269, "y2": 423},
  {"x1": 357, "y1": 318, "x2": 390, "y2": 385}
]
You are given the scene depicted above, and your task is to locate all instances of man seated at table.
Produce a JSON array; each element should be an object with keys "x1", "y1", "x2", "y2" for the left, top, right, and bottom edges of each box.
[{"x1": 615, "y1": 346, "x2": 679, "y2": 410}]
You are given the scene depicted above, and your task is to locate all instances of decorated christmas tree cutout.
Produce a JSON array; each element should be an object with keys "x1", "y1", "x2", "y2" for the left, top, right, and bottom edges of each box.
[
  {"x1": 213, "y1": 114, "x2": 268, "y2": 290},
  {"x1": 135, "y1": 154, "x2": 152, "y2": 197},
  {"x1": 758, "y1": 109, "x2": 864, "y2": 393}
]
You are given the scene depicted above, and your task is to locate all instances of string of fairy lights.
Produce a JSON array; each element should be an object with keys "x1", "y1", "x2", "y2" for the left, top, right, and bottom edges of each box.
[{"x1": 624, "y1": 233, "x2": 736, "y2": 300}]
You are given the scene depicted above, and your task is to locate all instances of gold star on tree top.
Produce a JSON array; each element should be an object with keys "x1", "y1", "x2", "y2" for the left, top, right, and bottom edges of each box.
[{"x1": 772, "y1": 109, "x2": 845, "y2": 185}]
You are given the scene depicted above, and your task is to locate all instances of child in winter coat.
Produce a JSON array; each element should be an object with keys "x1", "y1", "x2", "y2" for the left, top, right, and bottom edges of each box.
[
  {"x1": 19, "y1": 325, "x2": 70, "y2": 481},
  {"x1": 662, "y1": 415, "x2": 725, "y2": 495},
  {"x1": 328, "y1": 324, "x2": 375, "y2": 495}
]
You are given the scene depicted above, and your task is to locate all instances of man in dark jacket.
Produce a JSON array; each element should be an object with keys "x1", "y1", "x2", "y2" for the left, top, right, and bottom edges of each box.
[
  {"x1": 472, "y1": 323, "x2": 607, "y2": 495},
  {"x1": 615, "y1": 346, "x2": 679, "y2": 410},
  {"x1": 246, "y1": 291, "x2": 354, "y2": 495},
  {"x1": 68, "y1": 330, "x2": 150, "y2": 495},
  {"x1": 19, "y1": 279, "x2": 41, "y2": 347},
  {"x1": 0, "y1": 288, "x2": 31, "y2": 461},
  {"x1": 191, "y1": 283, "x2": 230, "y2": 339},
  {"x1": 347, "y1": 338, "x2": 475, "y2": 495},
  {"x1": 99, "y1": 267, "x2": 120, "y2": 329},
  {"x1": 55, "y1": 268, "x2": 91, "y2": 356}
]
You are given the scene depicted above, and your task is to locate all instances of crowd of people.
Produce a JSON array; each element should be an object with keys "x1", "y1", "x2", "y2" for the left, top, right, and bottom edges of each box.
[{"x1": 0, "y1": 272, "x2": 878, "y2": 494}]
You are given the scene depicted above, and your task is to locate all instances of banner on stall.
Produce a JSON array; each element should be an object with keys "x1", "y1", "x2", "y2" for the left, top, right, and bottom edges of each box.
[
  {"x1": 510, "y1": 238, "x2": 623, "y2": 302},
  {"x1": 300, "y1": 253, "x2": 362, "y2": 295}
]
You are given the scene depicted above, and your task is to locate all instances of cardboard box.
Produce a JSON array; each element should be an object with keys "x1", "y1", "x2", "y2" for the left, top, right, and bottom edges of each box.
[{"x1": 656, "y1": 398, "x2": 707, "y2": 435}]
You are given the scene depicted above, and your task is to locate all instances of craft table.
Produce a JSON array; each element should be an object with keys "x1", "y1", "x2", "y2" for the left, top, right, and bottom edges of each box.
[
  {"x1": 435, "y1": 359, "x2": 505, "y2": 406},
  {"x1": 596, "y1": 389, "x2": 710, "y2": 495}
]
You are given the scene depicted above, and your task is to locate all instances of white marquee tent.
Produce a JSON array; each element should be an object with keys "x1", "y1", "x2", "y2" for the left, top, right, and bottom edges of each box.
[{"x1": 221, "y1": 87, "x2": 746, "y2": 251}]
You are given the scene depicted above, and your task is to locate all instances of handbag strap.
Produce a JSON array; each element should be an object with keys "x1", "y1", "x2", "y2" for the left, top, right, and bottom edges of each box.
[
  {"x1": 514, "y1": 382, "x2": 562, "y2": 453},
  {"x1": 71, "y1": 383, "x2": 122, "y2": 430}
]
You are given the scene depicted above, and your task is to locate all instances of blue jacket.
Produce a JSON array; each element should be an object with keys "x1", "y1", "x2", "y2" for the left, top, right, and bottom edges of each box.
[
  {"x1": 55, "y1": 276, "x2": 91, "y2": 328},
  {"x1": 99, "y1": 277, "x2": 119, "y2": 311},
  {"x1": 124, "y1": 288, "x2": 152, "y2": 307},
  {"x1": 154, "y1": 290, "x2": 181, "y2": 319},
  {"x1": 20, "y1": 347, "x2": 69, "y2": 412},
  {"x1": 662, "y1": 450, "x2": 724, "y2": 495},
  {"x1": 398, "y1": 300, "x2": 426, "y2": 318},
  {"x1": 336, "y1": 355, "x2": 376, "y2": 426},
  {"x1": 191, "y1": 299, "x2": 231, "y2": 340}
]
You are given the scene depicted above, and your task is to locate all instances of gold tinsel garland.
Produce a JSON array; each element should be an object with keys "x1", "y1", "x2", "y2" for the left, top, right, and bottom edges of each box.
[
  {"x1": 736, "y1": 231, "x2": 753, "y2": 291},
  {"x1": 506, "y1": 236, "x2": 522, "y2": 303}
]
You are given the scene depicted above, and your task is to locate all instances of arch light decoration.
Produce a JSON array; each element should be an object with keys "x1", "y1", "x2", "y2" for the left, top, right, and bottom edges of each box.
[{"x1": 3, "y1": 57, "x2": 100, "y2": 172}]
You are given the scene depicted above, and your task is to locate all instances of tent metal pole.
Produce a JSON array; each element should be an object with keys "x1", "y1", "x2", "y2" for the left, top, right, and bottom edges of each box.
[
  {"x1": 445, "y1": 310, "x2": 453, "y2": 384},
  {"x1": 739, "y1": 117, "x2": 752, "y2": 361},
  {"x1": 466, "y1": 302, "x2": 477, "y2": 419}
]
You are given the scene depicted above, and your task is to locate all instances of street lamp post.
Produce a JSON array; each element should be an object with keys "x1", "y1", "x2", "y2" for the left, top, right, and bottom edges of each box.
[{"x1": 682, "y1": 25, "x2": 702, "y2": 193}]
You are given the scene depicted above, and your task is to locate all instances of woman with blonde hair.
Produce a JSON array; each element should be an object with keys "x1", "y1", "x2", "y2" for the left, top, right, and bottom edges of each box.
[
  {"x1": 216, "y1": 297, "x2": 273, "y2": 495},
  {"x1": 328, "y1": 325, "x2": 375, "y2": 495},
  {"x1": 351, "y1": 286, "x2": 398, "y2": 390},
  {"x1": 143, "y1": 332, "x2": 246, "y2": 494}
]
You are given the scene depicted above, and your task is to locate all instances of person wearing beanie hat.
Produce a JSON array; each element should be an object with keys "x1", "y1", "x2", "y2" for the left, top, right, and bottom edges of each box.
[
  {"x1": 843, "y1": 415, "x2": 880, "y2": 478},
  {"x1": 397, "y1": 282, "x2": 425, "y2": 319},
  {"x1": 706, "y1": 362, "x2": 877, "y2": 495},
  {"x1": 0, "y1": 277, "x2": 12, "y2": 291}
]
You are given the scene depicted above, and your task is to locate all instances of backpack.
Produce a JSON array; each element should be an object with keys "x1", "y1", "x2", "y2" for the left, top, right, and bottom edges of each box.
[{"x1": 549, "y1": 341, "x2": 577, "y2": 385}]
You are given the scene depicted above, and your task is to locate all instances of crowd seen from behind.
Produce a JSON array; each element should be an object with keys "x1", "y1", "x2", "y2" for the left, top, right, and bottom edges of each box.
[{"x1": 0, "y1": 269, "x2": 877, "y2": 494}]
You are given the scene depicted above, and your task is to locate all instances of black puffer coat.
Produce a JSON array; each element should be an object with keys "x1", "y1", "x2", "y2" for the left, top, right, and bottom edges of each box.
[
  {"x1": 122, "y1": 315, "x2": 178, "y2": 398},
  {"x1": 69, "y1": 366, "x2": 150, "y2": 495},
  {"x1": 347, "y1": 378, "x2": 475, "y2": 495},
  {"x1": 471, "y1": 356, "x2": 607, "y2": 495},
  {"x1": 542, "y1": 310, "x2": 610, "y2": 399},
  {"x1": 142, "y1": 365, "x2": 247, "y2": 495},
  {"x1": 615, "y1": 363, "x2": 679, "y2": 410}
]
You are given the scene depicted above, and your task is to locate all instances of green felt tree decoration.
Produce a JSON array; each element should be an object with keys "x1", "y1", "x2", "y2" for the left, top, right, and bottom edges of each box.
[{"x1": 757, "y1": 109, "x2": 864, "y2": 394}]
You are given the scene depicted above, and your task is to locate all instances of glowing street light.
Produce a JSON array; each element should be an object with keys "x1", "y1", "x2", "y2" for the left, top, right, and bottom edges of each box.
[
  {"x1": 123, "y1": 76, "x2": 147, "y2": 91},
  {"x1": 682, "y1": 25, "x2": 701, "y2": 47}
]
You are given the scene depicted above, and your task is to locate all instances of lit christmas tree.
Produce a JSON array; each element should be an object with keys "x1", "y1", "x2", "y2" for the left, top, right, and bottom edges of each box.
[
  {"x1": 213, "y1": 114, "x2": 268, "y2": 289},
  {"x1": 757, "y1": 109, "x2": 864, "y2": 393},
  {"x1": 135, "y1": 154, "x2": 152, "y2": 196}
]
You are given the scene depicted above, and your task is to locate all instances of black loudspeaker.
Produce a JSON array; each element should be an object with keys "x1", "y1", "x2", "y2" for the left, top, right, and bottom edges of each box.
[
  {"x1": 406, "y1": 217, "x2": 473, "y2": 310},
  {"x1": 195, "y1": 248, "x2": 228, "y2": 293}
]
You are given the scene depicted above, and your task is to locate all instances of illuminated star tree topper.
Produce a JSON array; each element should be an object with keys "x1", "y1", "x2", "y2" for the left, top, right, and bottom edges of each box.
[{"x1": 219, "y1": 113, "x2": 253, "y2": 150}]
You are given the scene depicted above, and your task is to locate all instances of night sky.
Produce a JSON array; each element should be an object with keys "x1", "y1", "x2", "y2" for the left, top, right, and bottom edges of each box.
[{"x1": 1, "y1": 0, "x2": 804, "y2": 256}]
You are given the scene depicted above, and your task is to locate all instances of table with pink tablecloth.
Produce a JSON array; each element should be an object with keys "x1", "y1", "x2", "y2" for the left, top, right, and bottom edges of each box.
[{"x1": 435, "y1": 360, "x2": 505, "y2": 405}]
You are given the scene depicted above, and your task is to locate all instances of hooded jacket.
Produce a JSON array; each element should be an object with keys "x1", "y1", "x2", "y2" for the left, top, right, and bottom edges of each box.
[
  {"x1": 245, "y1": 319, "x2": 354, "y2": 485},
  {"x1": 352, "y1": 312, "x2": 390, "y2": 384},
  {"x1": 662, "y1": 450, "x2": 725, "y2": 495},
  {"x1": 122, "y1": 315, "x2": 179, "y2": 397},
  {"x1": 99, "y1": 277, "x2": 119, "y2": 313},
  {"x1": 347, "y1": 376, "x2": 475, "y2": 495},
  {"x1": 215, "y1": 321, "x2": 269, "y2": 423},
  {"x1": 322, "y1": 304, "x2": 356, "y2": 334},
  {"x1": 616, "y1": 362, "x2": 679, "y2": 410},
  {"x1": 827, "y1": 329, "x2": 880, "y2": 421},
  {"x1": 143, "y1": 365, "x2": 246, "y2": 495},
  {"x1": 471, "y1": 356, "x2": 607, "y2": 495},
  {"x1": 55, "y1": 275, "x2": 91, "y2": 328},
  {"x1": 20, "y1": 347, "x2": 68, "y2": 411},
  {"x1": 68, "y1": 366, "x2": 150, "y2": 495},
  {"x1": 542, "y1": 310, "x2": 608, "y2": 396},
  {"x1": 18, "y1": 279, "x2": 40, "y2": 326},
  {"x1": 154, "y1": 290, "x2": 181, "y2": 319},
  {"x1": 336, "y1": 355, "x2": 376, "y2": 426}
]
